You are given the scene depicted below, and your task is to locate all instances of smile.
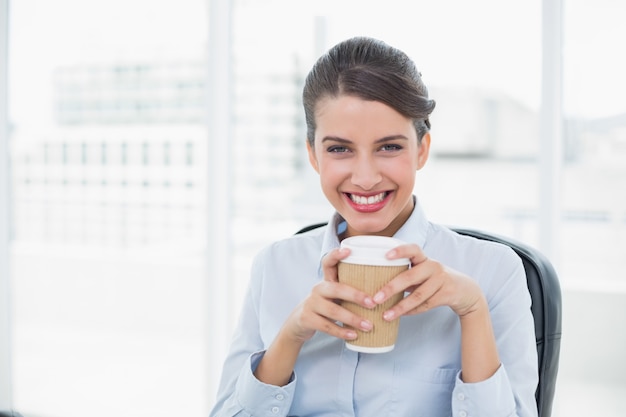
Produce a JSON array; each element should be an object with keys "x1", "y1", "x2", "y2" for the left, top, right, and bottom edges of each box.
[
  {"x1": 349, "y1": 191, "x2": 389, "y2": 205},
  {"x1": 344, "y1": 191, "x2": 392, "y2": 213}
]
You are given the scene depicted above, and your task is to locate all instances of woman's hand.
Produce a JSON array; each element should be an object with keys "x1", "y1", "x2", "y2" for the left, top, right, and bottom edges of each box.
[
  {"x1": 370, "y1": 243, "x2": 500, "y2": 383},
  {"x1": 373, "y1": 244, "x2": 486, "y2": 321},
  {"x1": 282, "y1": 247, "x2": 377, "y2": 344},
  {"x1": 255, "y1": 247, "x2": 378, "y2": 386}
]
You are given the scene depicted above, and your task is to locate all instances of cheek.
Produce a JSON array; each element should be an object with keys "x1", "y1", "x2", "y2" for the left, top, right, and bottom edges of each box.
[
  {"x1": 382, "y1": 157, "x2": 417, "y2": 178},
  {"x1": 316, "y1": 161, "x2": 353, "y2": 193},
  {"x1": 317, "y1": 164, "x2": 338, "y2": 187},
  {"x1": 317, "y1": 157, "x2": 349, "y2": 177}
]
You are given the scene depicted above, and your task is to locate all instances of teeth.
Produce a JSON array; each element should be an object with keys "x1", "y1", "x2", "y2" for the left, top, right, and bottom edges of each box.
[{"x1": 350, "y1": 192, "x2": 387, "y2": 205}]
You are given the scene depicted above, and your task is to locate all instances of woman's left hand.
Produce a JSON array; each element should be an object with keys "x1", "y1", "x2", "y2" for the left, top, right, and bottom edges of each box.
[{"x1": 372, "y1": 244, "x2": 486, "y2": 321}]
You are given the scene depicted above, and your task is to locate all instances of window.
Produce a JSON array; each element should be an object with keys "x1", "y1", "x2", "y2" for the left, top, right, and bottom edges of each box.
[
  {"x1": 8, "y1": 1, "x2": 209, "y2": 416},
  {"x1": 3, "y1": 0, "x2": 624, "y2": 416},
  {"x1": 556, "y1": 1, "x2": 626, "y2": 414}
]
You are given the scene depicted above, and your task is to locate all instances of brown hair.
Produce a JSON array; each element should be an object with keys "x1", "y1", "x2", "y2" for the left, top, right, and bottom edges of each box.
[{"x1": 303, "y1": 36, "x2": 436, "y2": 146}]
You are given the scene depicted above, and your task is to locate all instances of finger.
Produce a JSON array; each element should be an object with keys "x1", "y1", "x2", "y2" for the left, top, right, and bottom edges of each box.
[
  {"x1": 321, "y1": 247, "x2": 351, "y2": 282},
  {"x1": 386, "y1": 243, "x2": 428, "y2": 267},
  {"x1": 297, "y1": 302, "x2": 359, "y2": 340},
  {"x1": 316, "y1": 280, "x2": 376, "y2": 310},
  {"x1": 382, "y1": 277, "x2": 445, "y2": 320},
  {"x1": 315, "y1": 298, "x2": 374, "y2": 336},
  {"x1": 302, "y1": 288, "x2": 373, "y2": 338},
  {"x1": 371, "y1": 260, "x2": 435, "y2": 305}
]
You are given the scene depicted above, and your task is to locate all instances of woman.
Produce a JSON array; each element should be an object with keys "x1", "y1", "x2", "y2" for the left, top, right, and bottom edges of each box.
[{"x1": 210, "y1": 36, "x2": 538, "y2": 417}]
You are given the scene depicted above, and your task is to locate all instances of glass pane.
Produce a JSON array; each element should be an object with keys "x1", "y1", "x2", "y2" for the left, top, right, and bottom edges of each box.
[
  {"x1": 558, "y1": 1, "x2": 626, "y2": 415},
  {"x1": 562, "y1": 0, "x2": 626, "y2": 288},
  {"x1": 9, "y1": 1, "x2": 209, "y2": 416}
]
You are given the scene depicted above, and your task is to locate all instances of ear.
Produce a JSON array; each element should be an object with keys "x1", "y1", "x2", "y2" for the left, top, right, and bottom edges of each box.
[
  {"x1": 306, "y1": 140, "x2": 320, "y2": 173},
  {"x1": 416, "y1": 132, "x2": 431, "y2": 170}
]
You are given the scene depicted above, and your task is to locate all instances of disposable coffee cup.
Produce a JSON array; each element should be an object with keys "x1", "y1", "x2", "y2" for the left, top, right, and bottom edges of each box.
[{"x1": 338, "y1": 235, "x2": 410, "y2": 353}]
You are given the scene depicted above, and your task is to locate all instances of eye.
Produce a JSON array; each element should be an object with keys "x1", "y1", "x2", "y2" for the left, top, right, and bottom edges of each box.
[
  {"x1": 379, "y1": 143, "x2": 403, "y2": 152},
  {"x1": 327, "y1": 145, "x2": 350, "y2": 153}
]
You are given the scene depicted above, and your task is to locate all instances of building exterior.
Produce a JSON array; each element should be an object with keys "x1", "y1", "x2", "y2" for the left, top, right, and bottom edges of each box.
[
  {"x1": 11, "y1": 58, "x2": 625, "y2": 251},
  {"x1": 11, "y1": 58, "x2": 306, "y2": 250}
]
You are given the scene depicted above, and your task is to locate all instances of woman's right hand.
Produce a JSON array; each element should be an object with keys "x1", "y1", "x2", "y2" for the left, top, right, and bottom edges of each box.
[
  {"x1": 255, "y1": 248, "x2": 376, "y2": 386},
  {"x1": 283, "y1": 247, "x2": 377, "y2": 344}
]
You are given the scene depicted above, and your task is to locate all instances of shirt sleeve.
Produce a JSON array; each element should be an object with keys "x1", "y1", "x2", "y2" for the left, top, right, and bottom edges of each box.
[
  {"x1": 452, "y1": 365, "x2": 516, "y2": 417},
  {"x1": 452, "y1": 245, "x2": 539, "y2": 417},
  {"x1": 233, "y1": 351, "x2": 297, "y2": 416},
  {"x1": 209, "y1": 249, "x2": 297, "y2": 417},
  {"x1": 210, "y1": 350, "x2": 297, "y2": 417}
]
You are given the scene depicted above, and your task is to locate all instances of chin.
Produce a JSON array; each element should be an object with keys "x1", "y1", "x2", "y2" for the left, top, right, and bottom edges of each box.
[{"x1": 345, "y1": 218, "x2": 394, "y2": 237}]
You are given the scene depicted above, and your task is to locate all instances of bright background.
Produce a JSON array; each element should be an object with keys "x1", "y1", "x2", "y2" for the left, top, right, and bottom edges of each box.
[{"x1": 1, "y1": 0, "x2": 625, "y2": 416}]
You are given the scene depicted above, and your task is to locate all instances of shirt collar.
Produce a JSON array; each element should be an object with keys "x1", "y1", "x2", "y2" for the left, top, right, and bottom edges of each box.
[
  {"x1": 393, "y1": 196, "x2": 429, "y2": 248},
  {"x1": 318, "y1": 196, "x2": 430, "y2": 277}
]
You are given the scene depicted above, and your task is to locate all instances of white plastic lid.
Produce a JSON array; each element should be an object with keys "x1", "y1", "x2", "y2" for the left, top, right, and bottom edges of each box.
[{"x1": 340, "y1": 235, "x2": 410, "y2": 266}]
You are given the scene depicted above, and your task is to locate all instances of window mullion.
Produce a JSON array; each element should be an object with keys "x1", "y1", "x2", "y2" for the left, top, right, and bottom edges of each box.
[
  {"x1": 539, "y1": 0, "x2": 563, "y2": 263},
  {"x1": 205, "y1": 0, "x2": 233, "y2": 411},
  {"x1": 0, "y1": 0, "x2": 14, "y2": 409}
]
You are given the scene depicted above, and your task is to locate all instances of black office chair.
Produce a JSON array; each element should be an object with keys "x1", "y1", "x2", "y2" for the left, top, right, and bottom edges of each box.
[{"x1": 296, "y1": 224, "x2": 562, "y2": 417}]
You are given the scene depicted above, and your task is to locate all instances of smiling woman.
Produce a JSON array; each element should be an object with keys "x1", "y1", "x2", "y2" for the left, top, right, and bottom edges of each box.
[
  {"x1": 210, "y1": 36, "x2": 538, "y2": 417},
  {"x1": 308, "y1": 96, "x2": 426, "y2": 237},
  {"x1": 301, "y1": 37, "x2": 435, "y2": 237}
]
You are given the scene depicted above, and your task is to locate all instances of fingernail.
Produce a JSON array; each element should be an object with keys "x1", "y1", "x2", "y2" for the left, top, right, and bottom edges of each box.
[
  {"x1": 360, "y1": 320, "x2": 372, "y2": 331},
  {"x1": 364, "y1": 297, "x2": 375, "y2": 308},
  {"x1": 386, "y1": 249, "x2": 396, "y2": 258},
  {"x1": 373, "y1": 292, "x2": 385, "y2": 303},
  {"x1": 346, "y1": 331, "x2": 357, "y2": 339},
  {"x1": 383, "y1": 310, "x2": 395, "y2": 321}
]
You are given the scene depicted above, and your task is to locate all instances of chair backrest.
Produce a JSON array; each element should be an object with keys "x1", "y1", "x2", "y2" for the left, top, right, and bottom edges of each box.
[
  {"x1": 296, "y1": 224, "x2": 562, "y2": 417},
  {"x1": 452, "y1": 228, "x2": 562, "y2": 417}
]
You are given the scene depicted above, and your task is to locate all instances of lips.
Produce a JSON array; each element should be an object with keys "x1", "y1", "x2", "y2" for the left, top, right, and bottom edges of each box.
[{"x1": 345, "y1": 191, "x2": 391, "y2": 212}]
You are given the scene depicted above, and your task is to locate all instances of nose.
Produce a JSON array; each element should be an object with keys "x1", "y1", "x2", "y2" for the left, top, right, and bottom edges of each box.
[{"x1": 350, "y1": 154, "x2": 382, "y2": 191}]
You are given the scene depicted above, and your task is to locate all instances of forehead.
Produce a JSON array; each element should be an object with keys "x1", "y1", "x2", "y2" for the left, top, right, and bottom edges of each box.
[{"x1": 314, "y1": 95, "x2": 416, "y2": 140}]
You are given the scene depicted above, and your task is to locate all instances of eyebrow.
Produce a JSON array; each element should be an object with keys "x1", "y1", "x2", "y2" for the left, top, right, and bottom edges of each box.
[{"x1": 321, "y1": 135, "x2": 409, "y2": 144}]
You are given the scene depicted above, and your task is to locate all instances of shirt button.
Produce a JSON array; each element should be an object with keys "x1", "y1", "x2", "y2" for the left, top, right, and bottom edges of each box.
[
  {"x1": 457, "y1": 393, "x2": 465, "y2": 400},
  {"x1": 459, "y1": 411, "x2": 467, "y2": 417},
  {"x1": 276, "y1": 394, "x2": 284, "y2": 400},
  {"x1": 271, "y1": 406, "x2": 279, "y2": 413}
]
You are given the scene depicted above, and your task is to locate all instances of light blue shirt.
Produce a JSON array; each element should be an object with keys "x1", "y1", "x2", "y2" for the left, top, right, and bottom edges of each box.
[{"x1": 210, "y1": 200, "x2": 538, "y2": 417}]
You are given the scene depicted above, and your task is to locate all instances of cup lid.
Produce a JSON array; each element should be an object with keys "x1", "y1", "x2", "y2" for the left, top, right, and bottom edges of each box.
[{"x1": 340, "y1": 235, "x2": 410, "y2": 266}]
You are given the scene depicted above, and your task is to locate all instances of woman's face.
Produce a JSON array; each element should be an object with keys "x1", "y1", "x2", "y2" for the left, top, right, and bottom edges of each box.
[{"x1": 307, "y1": 95, "x2": 430, "y2": 237}]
